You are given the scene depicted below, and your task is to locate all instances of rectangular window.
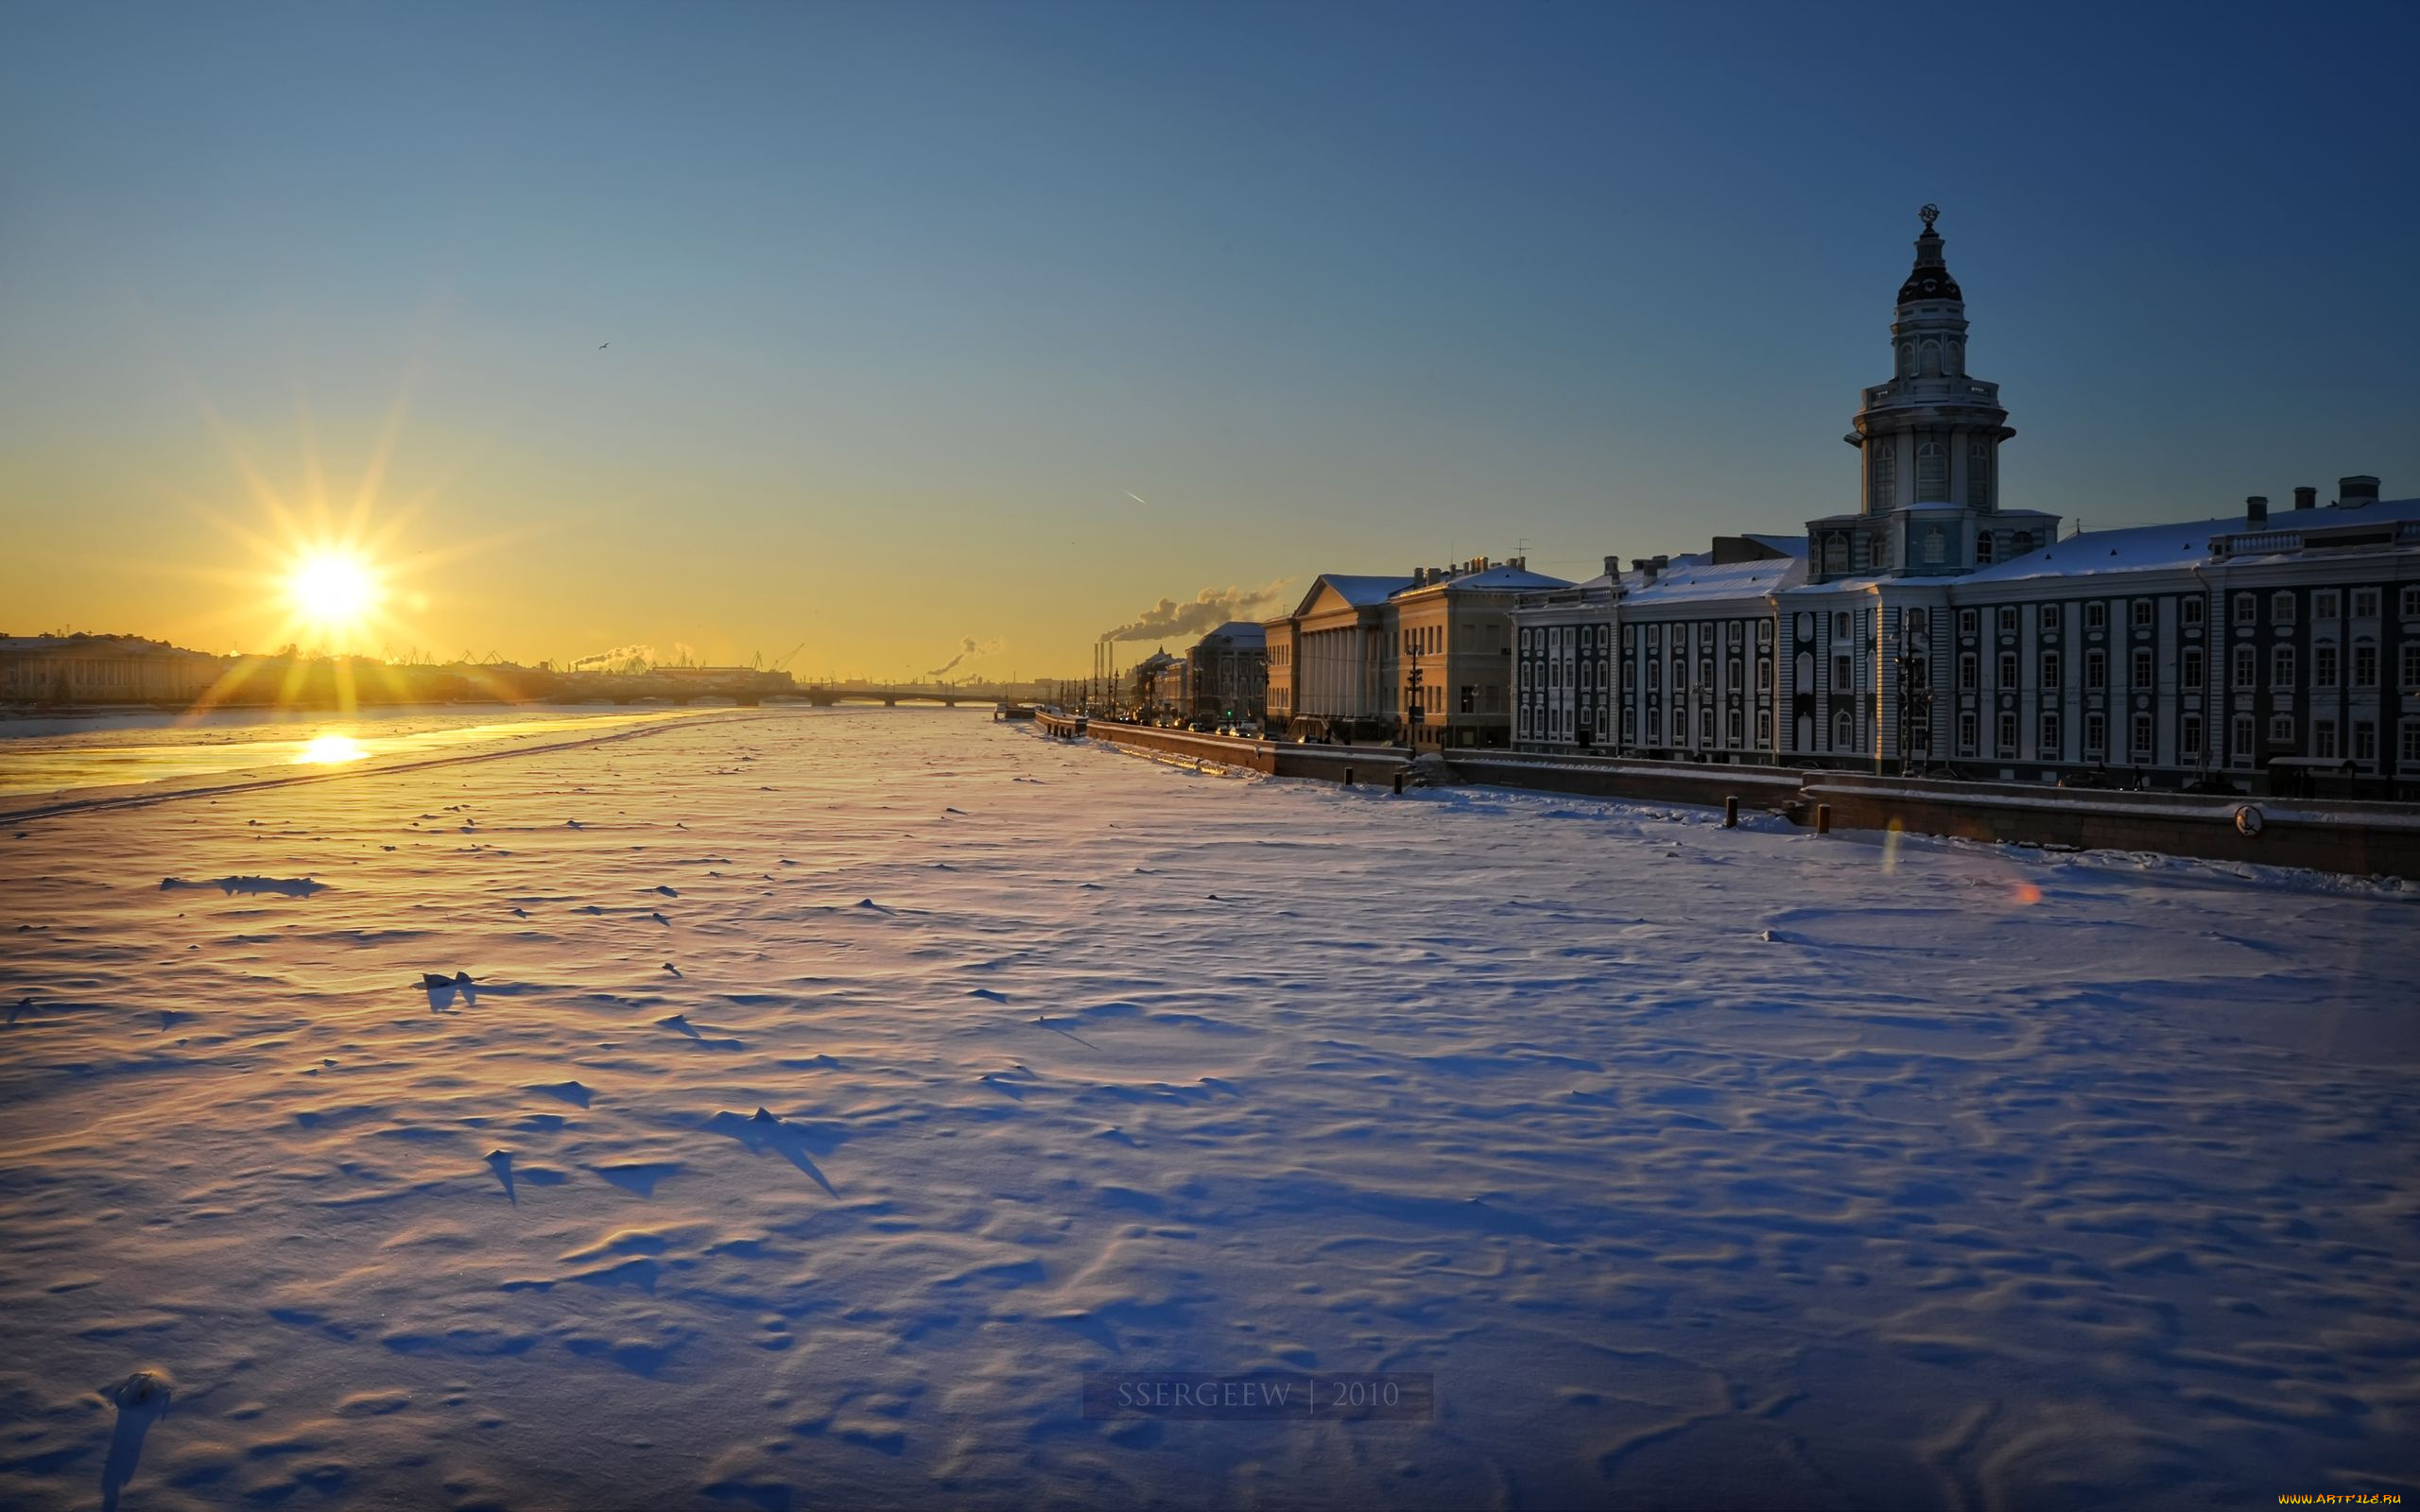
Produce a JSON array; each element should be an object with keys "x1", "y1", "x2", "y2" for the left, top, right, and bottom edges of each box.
[
  {"x1": 1756, "y1": 711, "x2": 1772, "y2": 746},
  {"x1": 2040, "y1": 711, "x2": 2061, "y2": 754},
  {"x1": 1998, "y1": 651, "x2": 2017, "y2": 687},
  {"x1": 2181, "y1": 596, "x2": 2205, "y2": 627},
  {"x1": 2273, "y1": 591, "x2": 2296, "y2": 625},
  {"x1": 2039, "y1": 604, "x2": 2059, "y2": 633},
  {"x1": 2402, "y1": 721, "x2": 2420, "y2": 767},
  {"x1": 1958, "y1": 609, "x2": 1977, "y2": 636},
  {"x1": 2316, "y1": 589, "x2": 2341, "y2": 621},
  {"x1": 1958, "y1": 712, "x2": 1977, "y2": 753},
  {"x1": 1958, "y1": 653, "x2": 1977, "y2": 691},
  {"x1": 2354, "y1": 721, "x2": 2377, "y2": 764},
  {"x1": 2086, "y1": 602, "x2": 2107, "y2": 630},
  {"x1": 2085, "y1": 712, "x2": 2106, "y2": 755},
  {"x1": 2181, "y1": 714, "x2": 2203, "y2": 758},
  {"x1": 2132, "y1": 599, "x2": 2153, "y2": 627},
  {"x1": 2273, "y1": 645, "x2": 2295, "y2": 688},
  {"x1": 2404, "y1": 644, "x2": 2420, "y2": 688},
  {"x1": 1835, "y1": 655, "x2": 1853, "y2": 688},
  {"x1": 1726, "y1": 710, "x2": 1742, "y2": 743},
  {"x1": 2354, "y1": 643, "x2": 2377, "y2": 688},
  {"x1": 2271, "y1": 713, "x2": 2294, "y2": 744},
  {"x1": 1997, "y1": 713, "x2": 2016, "y2": 754},
  {"x1": 2315, "y1": 719, "x2": 2338, "y2": 759},
  {"x1": 2234, "y1": 645, "x2": 2257, "y2": 689},
  {"x1": 2403, "y1": 587, "x2": 2420, "y2": 618},
  {"x1": 2132, "y1": 649, "x2": 2153, "y2": 688},
  {"x1": 2233, "y1": 714, "x2": 2255, "y2": 767},
  {"x1": 2042, "y1": 649, "x2": 2062, "y2": 689},
  {"x1": 2315, "y1": 644, "x2": 2339, "y2": 688},
  {"x1": 1700, "y1": 708, "x2": 1714, "y2": 744},
  {"x1": 2353, "y1": 589, "x2": 2378, "y2": 620},
  {"x1": 2234, "y1": 593, "x2": 2256, "y2": 626},
  {"x1": 2182, "y1": 647, "x2": 2203, "y2": 690},
  {"x1": 2132, "y1": 713, "x2": 2153, "y2": 759},
  {"x1": 2086, "y1": 649, "x2": 2106, "y2": 691},
  {"x1": 1997, "y1": 607, "x2": 2018, "y2": 634}
]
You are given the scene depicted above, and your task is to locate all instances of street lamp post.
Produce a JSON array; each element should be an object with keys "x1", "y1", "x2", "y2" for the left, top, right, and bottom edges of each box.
[
  {"x1": 1405, "y1": 657, "x2": 1424, "y2": 751},
  {"x1": 1893, "y1": 646, "x2": 1933, "y2": 775}
]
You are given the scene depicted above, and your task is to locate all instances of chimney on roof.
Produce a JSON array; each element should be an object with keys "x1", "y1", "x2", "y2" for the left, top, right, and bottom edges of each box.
[
  {"x1": 2246, "y1": 495, "x2": 2268, "y2": 527},
  {"x1": 2338, "y1": 474, "x2": 2381, "y2": 508},
  {"x1": 1602, "y1": 555, "x2": 1620, "y2": 579},
  {"x1": 2292, "y1": 485, "x2": 2317, "y2": 511},
  {"x1": 1638, "y1": 556, "x2": 1662, "y2": 584}
]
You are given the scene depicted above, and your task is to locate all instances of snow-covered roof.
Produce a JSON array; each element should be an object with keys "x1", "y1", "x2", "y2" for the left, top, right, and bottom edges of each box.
[
  {"x1": 1623, "y1": 553, "x2": 1807, "y2": 607},
  {"x1": 1397, "y1": 564, "x2": 1573, "y2": 595},
  {"x1": 1740, "y1": 533, "x2": 1810, "y2": 558},
  {"x1": 1964, "y1": 497, "x2": 2420, "y2": 584},
  {"x1": 1317, "y1": 574, "x2": 1418, "y2": 608},
  {"x1": 1194, "y1": 621, "x2": 1267, "y2": 648}
]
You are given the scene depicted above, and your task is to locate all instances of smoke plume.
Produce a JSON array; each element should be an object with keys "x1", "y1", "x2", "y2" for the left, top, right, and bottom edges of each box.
[
  {"x1": 925, "y1": 636, "x2": 1002, "y2": 679},
  {"x1": 570, "y1": 643, "x2": 658, "y2": 673},
  {"x1": 1099, "y1": 579, "x2": 1290, "y2": 644}
]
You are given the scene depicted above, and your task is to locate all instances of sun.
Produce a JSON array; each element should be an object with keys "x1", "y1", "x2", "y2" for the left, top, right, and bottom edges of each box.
[{"x1": 285, "y1": 548, "x2": 384, "y2": 640}]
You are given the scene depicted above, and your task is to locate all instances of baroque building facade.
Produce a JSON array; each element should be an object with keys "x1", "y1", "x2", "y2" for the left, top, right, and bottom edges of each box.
[{"x1": 1512, "y1": 209, "x2": 2420, "y2": 797}]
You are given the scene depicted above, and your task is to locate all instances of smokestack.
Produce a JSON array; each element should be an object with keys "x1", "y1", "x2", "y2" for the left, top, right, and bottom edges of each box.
[
  {"x1": 2246, "y1": 495, "x2": 2268, "y2": 527},
  {"x1": 2338, "y1": 474, "x2": 2381, "y2": 508},
  {"x1": 2292, "y1": 486, "x2": 2317, "y2": 511}
]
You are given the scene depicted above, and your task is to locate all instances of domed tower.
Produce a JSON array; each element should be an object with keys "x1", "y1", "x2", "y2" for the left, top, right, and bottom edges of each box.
[{"x1": 1847, "y1": 205, "x2": 2014, "y2": 517}]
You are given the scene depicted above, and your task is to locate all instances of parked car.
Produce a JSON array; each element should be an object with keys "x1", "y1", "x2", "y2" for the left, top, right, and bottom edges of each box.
[{"x1": 2057, "y1": 768, "x2": 2118, "y2": 791}]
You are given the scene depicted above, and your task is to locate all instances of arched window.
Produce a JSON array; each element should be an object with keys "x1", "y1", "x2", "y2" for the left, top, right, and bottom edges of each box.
[
  {"x1": 1870, "y1": 443, "x2": 1895, "y2": 509},
  {"x1": 1968, "y1": 439, "x2": 1994, "y2": 508},
  {"x1": 1916, "y1": 441, "x2": 1947, "y2": 498},
  {"x1": 1795, "y1": 650, "x2": 1813, "y2": 688},
  {"x1": 1833, "y1": 710, "x2": 1854, "y2": 750},
  {"x1": 1920, "y1": 340, "x2": 1942, "y2": 378}
]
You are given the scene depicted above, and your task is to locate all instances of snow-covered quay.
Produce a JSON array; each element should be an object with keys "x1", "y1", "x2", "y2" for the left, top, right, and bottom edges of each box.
[{"x1": 2, "y1": 708, "x2": 2413, "y2": 1509}]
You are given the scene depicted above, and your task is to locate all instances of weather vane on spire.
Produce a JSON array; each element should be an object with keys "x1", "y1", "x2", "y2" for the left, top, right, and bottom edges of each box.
[{"x1": 1919, "y1": 203, "x2": 1940, "y2": 232}]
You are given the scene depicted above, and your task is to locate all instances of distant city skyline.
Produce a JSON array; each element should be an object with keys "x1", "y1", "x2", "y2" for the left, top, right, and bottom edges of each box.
[{"x1": 4, "y1": 2, "x2": 2415, "y2": 675}]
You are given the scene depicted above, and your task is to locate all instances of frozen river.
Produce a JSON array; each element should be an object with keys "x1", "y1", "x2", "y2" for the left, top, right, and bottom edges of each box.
[
  {"x1": 0, "y1": 704, "x2": 707, "y2": 804},
  {"x1": 0, "y1": 707, "x2": 2412, "y2": 1509}
]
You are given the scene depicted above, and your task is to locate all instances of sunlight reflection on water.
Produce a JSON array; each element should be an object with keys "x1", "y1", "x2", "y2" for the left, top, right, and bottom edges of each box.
[{"x1": 294, "y1": 732, "x2": 370, "y2": 765}]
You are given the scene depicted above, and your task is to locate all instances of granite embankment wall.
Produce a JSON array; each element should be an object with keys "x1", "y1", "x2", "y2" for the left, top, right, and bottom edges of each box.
[
  {"x1": 1033, "y1": 714, "x2": 1409, "y2": 784},
  {"x1": 1037, "y1": 716, "x2": 2420, "y2": 878},
  {"x1": 1447, "y1": 753, "x2": 2420, "y2": 880},
  {"x1": 1045, "y1": 715, "x2": 2420, "y2": 880}
]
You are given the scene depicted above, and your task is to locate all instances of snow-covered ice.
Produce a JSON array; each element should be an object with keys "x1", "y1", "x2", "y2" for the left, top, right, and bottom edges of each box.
[{"x1": 1, "y1": 707, "x2": 2414, "y2": 1509}]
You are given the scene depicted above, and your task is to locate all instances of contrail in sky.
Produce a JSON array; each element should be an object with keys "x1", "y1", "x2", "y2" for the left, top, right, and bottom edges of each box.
[{"x1": 1124, "y1": 491, "x2": 1150, "y2": 507}]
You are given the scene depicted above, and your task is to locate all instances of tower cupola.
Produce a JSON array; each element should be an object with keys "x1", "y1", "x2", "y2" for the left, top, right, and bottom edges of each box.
[{"x1": 1847, "y1": 205, "x2": 2014, "y2": 517}]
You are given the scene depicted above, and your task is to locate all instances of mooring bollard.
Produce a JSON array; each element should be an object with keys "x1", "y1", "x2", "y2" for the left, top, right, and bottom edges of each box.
[
  {"x1": 1815, "y1": 802, "x2": 1832, "y2": 835},
  {"x1": 1343, "y1": 766, "x2": 1355, "y2": 787},
  {"x1": 1392, "y1": 771, "x2": 1405, "y2": 796},
  {"x1": 1724, "y1": 796, "x2": 1738, "y2": 828}
]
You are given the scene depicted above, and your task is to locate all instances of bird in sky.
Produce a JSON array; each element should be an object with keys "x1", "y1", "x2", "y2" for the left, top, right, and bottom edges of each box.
[{"x1": 598, "y1": 342, "x2": 610, "y2": 350}]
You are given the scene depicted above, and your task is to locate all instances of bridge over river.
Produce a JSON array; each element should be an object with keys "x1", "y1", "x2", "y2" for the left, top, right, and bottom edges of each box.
[{"x1": 558, "y1": 672, "x2": 1026, "y2": 708}]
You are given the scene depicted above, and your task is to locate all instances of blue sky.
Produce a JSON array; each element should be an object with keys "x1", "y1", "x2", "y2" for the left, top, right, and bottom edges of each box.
[{"x1": 3, "y1": 1, "x2": 2414, "y2": 672}]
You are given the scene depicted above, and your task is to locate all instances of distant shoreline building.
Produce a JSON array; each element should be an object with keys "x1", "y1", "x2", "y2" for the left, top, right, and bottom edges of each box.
[
  {"x1": 0, "y1": 634, "x2": 228, "y2": 706},
  {"x1": 1265, "y1": 558, "x2": 1571, "y2": 747},
  {"x1": 1507, "y1": 207, "x2": 2419, "y2": 799}
]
